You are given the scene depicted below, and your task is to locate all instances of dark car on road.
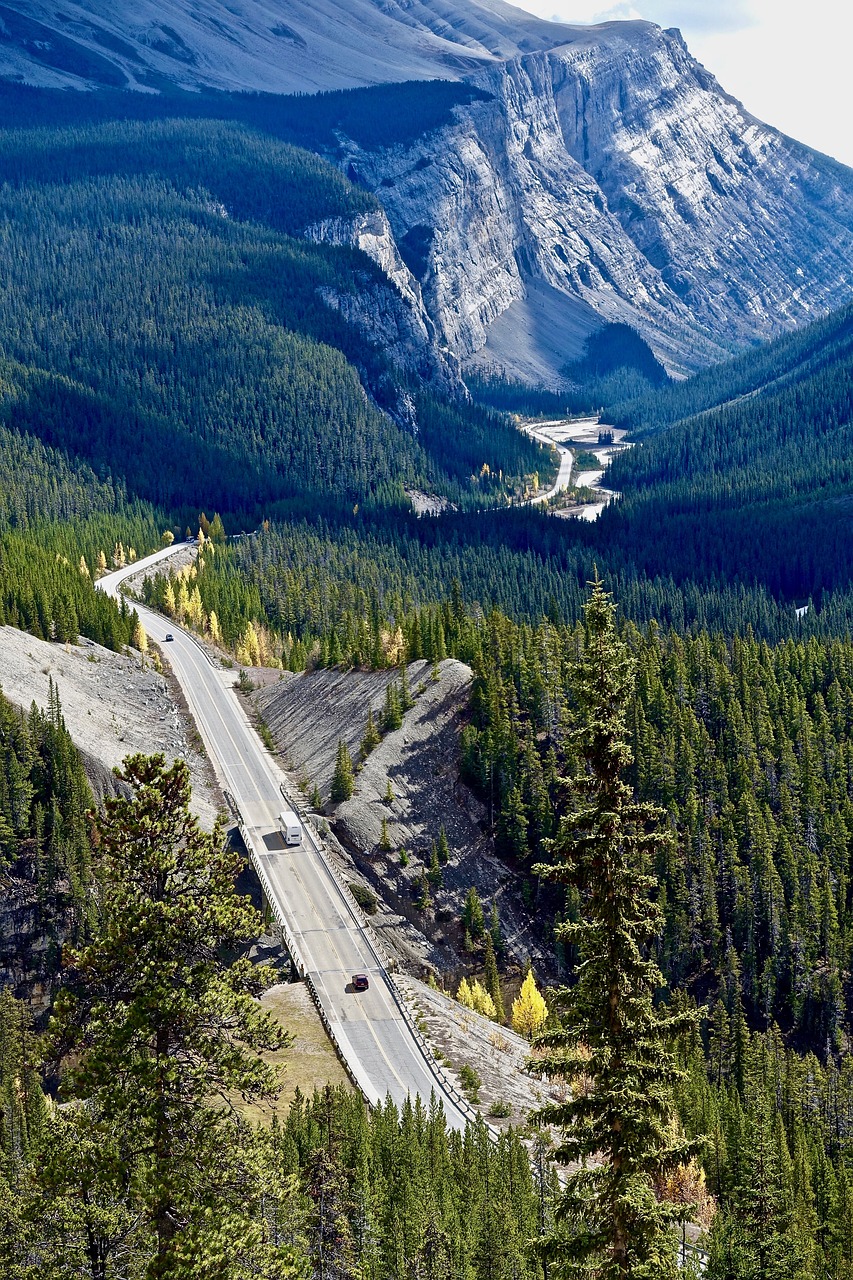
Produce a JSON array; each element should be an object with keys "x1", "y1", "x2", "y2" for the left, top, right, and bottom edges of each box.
[
  {"x1": 352, "y1": 973, "x2": 369, "y2": 991},
  {"x1": 165, "y1": 633, "x2": 174, "y2": 641}
]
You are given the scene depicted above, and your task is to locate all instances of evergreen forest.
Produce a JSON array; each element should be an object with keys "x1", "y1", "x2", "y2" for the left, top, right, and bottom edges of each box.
[{"x1": 2, "y1": 74, "x2": 853, "y2": 1277}]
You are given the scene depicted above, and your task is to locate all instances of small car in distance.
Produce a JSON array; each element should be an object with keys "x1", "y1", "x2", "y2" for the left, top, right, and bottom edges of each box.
[
  {"x1": 165, "y1": 633, "x2": 174, "y2": 641},
  {"x1": 351, "y1": 973, "x2": 369, "y2": 992}
]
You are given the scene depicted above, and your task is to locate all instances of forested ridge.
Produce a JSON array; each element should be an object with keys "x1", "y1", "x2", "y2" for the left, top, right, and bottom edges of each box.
[
  {"x1": 600, "y1": 302, "x2": 853, "y2": 604},
  {"x1": 0, "y1": 414, "x2": 159, "y2": 648},
  {"x1": 612, "y1": 301, "x2": 853, "y2": 435},
  {"x1": 0, "y1": 111, "x2": 546, "y2": 518},
  {"x1": 0, "y1": 79, "x2": 493, "y2": 154}
]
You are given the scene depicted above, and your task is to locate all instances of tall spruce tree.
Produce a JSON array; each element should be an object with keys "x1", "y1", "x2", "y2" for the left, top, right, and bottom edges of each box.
[
  {"x1": 483, "y1": 933, "x2": 505, "y2": 1023},
  {"x1": 532, "y1": 578, "x2": 702, "y2": 1278},
  {"x1": 50, "y1": 754, "x2": 290, "y2": 1278},
  {"x1": 331, "y1": 740, "x2": 355, "y2": 804}
]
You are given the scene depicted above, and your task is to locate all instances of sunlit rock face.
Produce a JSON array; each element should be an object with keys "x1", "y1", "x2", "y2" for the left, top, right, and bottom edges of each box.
[{"x1": 337, "y1": 22, "x2": 853, "y2": 377}]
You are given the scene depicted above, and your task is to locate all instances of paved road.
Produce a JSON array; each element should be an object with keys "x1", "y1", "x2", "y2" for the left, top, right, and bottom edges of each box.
[
  {"x1": 98, "y1": 550, "x2": 473, "y2": 1129},
  {"x1": 521, "y1": 417, "x2": 629, "y2": 518},
  {"x1": 522, "y1": 420, "x2": 579, "y2": 505}
]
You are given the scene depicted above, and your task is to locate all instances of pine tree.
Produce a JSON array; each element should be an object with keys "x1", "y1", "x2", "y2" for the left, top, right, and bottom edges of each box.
[
  {"x1": 50, "y1": 754, "x2": 289, "y2": 1274},
  {"x1": 489, "y1": 902, "x2": 503, "y2": 953},
  {"x1": 331, "y1": 740, "x2": 355, "y2": 804},
  {"x1": 360, "y1": 709, "x2": 381, "y2": 761},
  {"x1": 427, "y1": 843, "x2": 443, "y2": 889},
  {"x1": 382, "y1": 682, "x2": 403, "y2": 733},
  {"x1": 399, "y1": 663, "x2": 414, "y2": 712},
  {"x1": 416, "y1": 870, "x2": 432, "y2": 913},
  {"x1": 483, "y1": 934, "x2": 505, "y2": 1023},
  {"x1": 532, "y1": 578, "x2": 702, "y2": 1278},
  {"x1": 437, "y1": 825, "x2": 450, "y2": 865},
  {"x1": 378, "y1": 816, "x2": 393, "y2": 853},
  {"x1": 462, "y1": 886, "x2": 485, "y2": 941}
]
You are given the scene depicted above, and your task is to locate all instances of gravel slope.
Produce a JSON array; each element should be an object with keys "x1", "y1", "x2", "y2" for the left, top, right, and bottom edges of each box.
[
  {"x1": 254, "y1": 660, "x2": 551, "y2": 979},
  {"x1": 0, "y1": 625, "x2": 221, "y2": 826}
]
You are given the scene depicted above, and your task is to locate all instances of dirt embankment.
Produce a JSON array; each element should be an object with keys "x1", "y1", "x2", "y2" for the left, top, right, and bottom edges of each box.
[
  {"x1": 253, "y1": 660, "x2": 550, "y2": 980},
  {"x1": 0, "y1": 625, "x2": 221, "y2": 827},
  {"x1": 401, "y1": 974, "x2": 563, "y2": 1129}
]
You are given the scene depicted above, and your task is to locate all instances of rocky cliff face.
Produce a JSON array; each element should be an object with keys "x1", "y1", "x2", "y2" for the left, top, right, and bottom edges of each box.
[
  {"x1": 304, "y1": 209, "x2": 461, "y2": 395},
  {"x1": 338, "y1": 24, "x2": 853, "y2": 377}
]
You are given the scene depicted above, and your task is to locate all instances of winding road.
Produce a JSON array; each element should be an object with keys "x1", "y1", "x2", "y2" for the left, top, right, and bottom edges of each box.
[
  {"x1": 97, "y1": 550, "x2": 474, "y2": 1129},
  {"x1": 522, "y1": 416, "x2": 630, "y2": 518}
]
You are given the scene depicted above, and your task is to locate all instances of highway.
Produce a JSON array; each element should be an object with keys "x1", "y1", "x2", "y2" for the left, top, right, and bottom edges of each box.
[{"x1": 97, "y1": 548, "x2": 474, "y2": 1129}]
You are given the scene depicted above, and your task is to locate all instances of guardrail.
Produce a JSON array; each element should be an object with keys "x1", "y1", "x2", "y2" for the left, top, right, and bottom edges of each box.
[
  {"x1": 278, "y1": 786, "x2": 490, "y2": 1134},
  {"x1": 224, "y1": 789, "x2": 383, "y2": 1106}
]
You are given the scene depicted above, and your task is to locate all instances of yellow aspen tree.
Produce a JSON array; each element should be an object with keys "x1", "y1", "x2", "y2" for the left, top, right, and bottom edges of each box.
[
  {"x1": 132, "y1": 618, "x2": 148, "y2": 657},
  {"x1": 175, "y1": 578, "x2": 190, "y2": 623},
  {"x1": 236, "y1": 622, "x2": 261, "y2": 667},
  {"x1": 383, "y1": 626, "x2": 406, "y2": 665},
  {"x1": 469, "y1": 980, "x2": 497, "y2": 1020},
  {"x1": 456, "y1": 977, "x2": 475, "y2": 1009},
  {"x1": 163, "y1": 580, "x2": 177, "y2": 618},
  {"x1": 208, "y1": 612, "x2": 222, "y2": 646},
  {"x1": 186, "y1": 586, "x2": 205, "y2": 630},
  {"x1": 161, "y1": 530, "x2": 175, "y2": 547},
  {"x1": 128, "y1": 547, "x2": 137, "y2": 563},
  {"x1": 245, "y1": 622, "x2": 261, "y2": 666},
  {"x1": 511, "y1": 971, "x2": 548, "y2": 1039},
  {"x1": 96, "y1": 550, "x2": 108, "y2": 578},
  {"x1": 112, "y1": 542, "x2": 126, "y2": 569},
  {"x1": 79, "y1": 556, "x2": 90, "y2": 578},
  {"x1": 256, "y1": 623, "x2": 281, "y2": 667}
]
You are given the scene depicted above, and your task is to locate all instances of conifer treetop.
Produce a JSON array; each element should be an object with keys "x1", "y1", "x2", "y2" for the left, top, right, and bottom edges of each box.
[{"x1": 532, "y1": 578, "x2": 703, "y2": 1278}]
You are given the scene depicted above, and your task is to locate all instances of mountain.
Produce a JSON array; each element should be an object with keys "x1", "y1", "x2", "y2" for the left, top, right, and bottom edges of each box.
[
  {"x1": 0, "y1": 0, "x2": 570, "y2": 93},
  {"x1": 328, "y1": 26, "x2": 853, "y2": 380},
  {"x1": 2, "y1": 0, "x2": 853, "y2": 382}
]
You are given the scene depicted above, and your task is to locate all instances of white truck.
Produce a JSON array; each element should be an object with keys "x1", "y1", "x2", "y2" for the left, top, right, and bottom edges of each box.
[{"x1": 278, "y1": 810, "x2": 302, "y2": 846}]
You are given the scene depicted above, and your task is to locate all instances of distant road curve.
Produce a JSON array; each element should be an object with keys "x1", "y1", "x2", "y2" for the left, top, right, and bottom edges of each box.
[
  {"x1": 97, "y1": 546, "x2": 475, "y2": 1130},
  {"x1": 521, "y1": 417, "x2": 629, "y2": 519}
]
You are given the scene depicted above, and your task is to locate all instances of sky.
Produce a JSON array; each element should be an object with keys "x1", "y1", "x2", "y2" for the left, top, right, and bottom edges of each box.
[{"x1": 512, "y1": 0, "x2": 852, "y2": 168}]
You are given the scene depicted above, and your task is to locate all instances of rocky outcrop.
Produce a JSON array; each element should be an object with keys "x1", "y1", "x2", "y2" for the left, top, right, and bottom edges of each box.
[
  {"x1": 0, "y1": 863, "x2": 69, "y2": 1015},
  {"x1": 254, "y1": 660, "x2": 551, "y2": 977},
  {"x1": 305, "y1": 210, "x2": 461, "y2": 394},
  {"x1": 337, "y1": 25, "x2": 853, "y2": 377}
]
